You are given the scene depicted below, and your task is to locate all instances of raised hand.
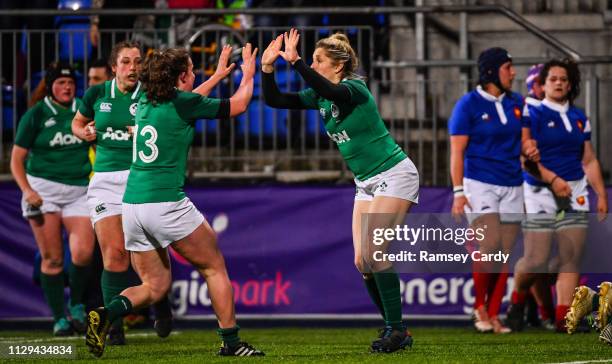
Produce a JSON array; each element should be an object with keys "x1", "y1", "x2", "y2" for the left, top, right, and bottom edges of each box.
[
  {"x1": 240, "y1": 43, "x2": 259, "y2": 81},
  {"x1": 213, "y1": 44, "x2": 236, "y2": 81},
  {"x1": 261, "y1": 34, "x2": 283, "y2": 71},
  {"x1": 279, "y1": 28, "x2": 301, "y2": 65}
]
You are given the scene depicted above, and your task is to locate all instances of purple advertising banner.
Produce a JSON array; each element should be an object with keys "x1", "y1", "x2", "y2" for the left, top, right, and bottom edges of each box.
[{"x1": 1, "y1": 182, "x2": 610, "y2": 319}]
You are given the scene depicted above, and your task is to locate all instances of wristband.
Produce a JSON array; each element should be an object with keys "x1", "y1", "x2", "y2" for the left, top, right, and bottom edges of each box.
[
  {"x1": 453, "y1": 186, "x2": 464, "y2": 198},
  {"x1": 550, "y1": 175, "x2": 559, "y2": 185}
]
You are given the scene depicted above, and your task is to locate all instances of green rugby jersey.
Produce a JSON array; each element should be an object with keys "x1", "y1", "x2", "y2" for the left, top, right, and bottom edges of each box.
[
  {"x1": 15, "y1": 97, "x2": 91, "y2": 186},
  {"x1": 299, "y1": 79, "x2": 406, "y2": 181},
  {"x1": 79, "y1": 78, "x2": 142, "y2": 172},
  {"x1": 123, "y1": 91, "x2": 222, "y2": 203}
]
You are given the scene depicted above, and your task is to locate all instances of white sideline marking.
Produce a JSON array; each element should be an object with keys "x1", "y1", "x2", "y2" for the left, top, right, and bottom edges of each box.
[
  {"x1": 0, "y1": 331, "x2": 180, "y2": 344},
  {"x1": 546, "y1": 359, "x2": 612, "y2": 364}
]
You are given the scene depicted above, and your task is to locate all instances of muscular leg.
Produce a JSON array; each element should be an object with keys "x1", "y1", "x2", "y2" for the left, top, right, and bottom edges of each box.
[
  {"x1": 363, "y1": 196, "x2": 412, "y2": 331},
  {"x1": 63, "y1": 216, "x2": 95, "y2": 307},
  {"x1": 171, "y1": 221, "x2": 235, "y2": 329},
  {"x1": 352, "y1": 200, "x2": 386, "y2": 320},
  {"x1": 30, "y1": 213, "x2": 66, "y2": 322}
]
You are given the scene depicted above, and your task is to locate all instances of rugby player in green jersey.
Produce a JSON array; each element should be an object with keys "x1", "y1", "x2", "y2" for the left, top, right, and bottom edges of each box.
[
  {"x1": 85, "y1": 44, "x2": 264, "y2": 357},
  {"x1": 10, "y1": 63, "x2": 94, "y2": 336},
  {"x1": 261, "y1": 29, "x2": 419, "y2": 353},
  {"x1": 72, "y1": 41, "x2": 174, "y2": 344}
]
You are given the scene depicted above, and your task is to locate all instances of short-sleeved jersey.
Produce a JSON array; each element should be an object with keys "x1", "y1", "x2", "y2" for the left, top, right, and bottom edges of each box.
[
  {"x1": 523, "y1": 99, "x2": 591, "y2": 186},
  {"x1": 448, "y1": 86, "x2": 527, "y2": 187},
  {"x1": 298, "y1": 79, "x2": 406, "y2": 181},
  {"x1": 123, "y1": 91, "x2": 222, "y2": 203},
  {"x1": 14, "y1": 97, "x2": 90, "y2": 186},
  {"x1": 79, "y1": 78, "x2": 142, "y2": 172}
]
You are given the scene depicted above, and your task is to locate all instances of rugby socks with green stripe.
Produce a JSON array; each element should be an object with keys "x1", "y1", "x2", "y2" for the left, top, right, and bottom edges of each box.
[
  {"x1": 107, "y1": 295, "x2": 133, "y2": 323},
  {"x1": 217, "y1": 325, "x2": 241, "y2": 348},
  {"x1": 68, "y1": 263, "x2": 90, "y2": 305},
  {"x1": 373, "y1": 268, "x2": 404, "y2": 330},
  {"x1": 40, "y1": 272, "x2": 66, "y2": 321},
  {"x1": 363, "y1": 273, "x2": 386, "y2": 320},
  {"x1": 101, "y1": 270, "x2": 132, "y2": 327}
]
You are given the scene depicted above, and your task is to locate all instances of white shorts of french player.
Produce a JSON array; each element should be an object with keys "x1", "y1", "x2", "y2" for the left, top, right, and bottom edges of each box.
[
  {"x1": 463, "y1": 177, "x2": 524, "y2": 224},
  {"x1": 86, "y1": 170, "x2": 130, "y2": 224},
  {"x1": 354, "y1": 157, "x2": 420, "y2": 203},
  {"x1": 523, "y1": 176, "x2": 589, "y2": 231},
  {"x1": 21, "y1": 175, "x2": 88, "y2": 218},
  {"x1": 122, "y1": 197, "x2": 205, "y2": 252}
]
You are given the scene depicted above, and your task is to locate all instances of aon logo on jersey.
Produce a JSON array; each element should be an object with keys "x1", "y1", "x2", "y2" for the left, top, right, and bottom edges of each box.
[
  {"x1": 102, "y1": 127, "x2": 131, "y2": 141},
  {"x1": 49, "y1": 132, "x2": 83, "y2": 147},
  {"x1": 327, "y1": 130, "x2": 351, "y2": 144}
]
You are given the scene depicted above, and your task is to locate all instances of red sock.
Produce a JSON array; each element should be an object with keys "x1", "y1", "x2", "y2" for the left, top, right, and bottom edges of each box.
[
  {"x1": 473, "y1": 271, "x2": 491, "y2": 309},
  {"x1": 539, "y1": 305, "x2": 553, "y2": 321},
  {"x1": 487, "y1": 272, "x2": 509, "y2": 318},
  {"x1": 555, "y1": 305, "x2": 569, "y2": 331},
  {"x1": 511, "y1": 290, "x2": 527, "y2": 305}
]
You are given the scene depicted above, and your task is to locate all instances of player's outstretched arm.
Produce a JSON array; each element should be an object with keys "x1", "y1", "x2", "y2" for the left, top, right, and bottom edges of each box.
[
  {"x1": 193, "y1": 44, "x2": 236, "y2": 97},
  {"x1": 228, "y1": 43, "x2": 258, "y2": 117}
]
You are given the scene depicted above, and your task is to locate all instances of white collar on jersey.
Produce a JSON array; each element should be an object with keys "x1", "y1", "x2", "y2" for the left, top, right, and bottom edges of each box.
[
  {"x1": 525, "y1": 97, "x2": 541, "y2": 107},
  {"x1": 542, "y1": 98, "x2": 569, "y2": 113},
  {"x1": 476, "y1": 85, "x2": 508, "y2": 125},
  {"x1": 476, "y1": 85, "x2": 505, "y2": 102},
  {"x1": 542, "y1": 98, "x2": 572, "y2": 132},
  {"x1": 110, "y1": 78, "x2": 142, "y2": 100},
  {"x1": 43, "y1": 96, "x2": 76, "y2": 115}
]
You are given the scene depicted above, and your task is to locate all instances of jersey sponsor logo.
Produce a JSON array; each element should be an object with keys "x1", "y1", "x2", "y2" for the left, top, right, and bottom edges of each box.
[
  {"x1": 129, "y1": 102, "x2": 138, "y2": 116},
  {"x1": 102, "y1": 127, "x2": 131, "y2": 141},
  {"x1": 481, "y1": 113, "x2": 489, "y2": 121},
  {"x1": 327, "y1": 130, "x2": 351, "y2": 144},
  {"x1": 44, "y1": 118, "x2": 57, "y2": 128},
  {"x1": 99, "y1": 102, "x2": 112, "y2": 112},
  {"x1": 319, "y1": 107, "x2": 326, "y2": 118},
  {"x1": 49, "y1": 132, "x2": 83, "y2": 147},
  {"x1": 95, "y1": 203, "x2": 106, "y2": 214},
  {"x1": 331, "y1": 103, "x2": 340, "y2": 119},
  {"x1": 547, "y1": 121, "x2": 555, "y2": 128},
  {"x1": 513, "y1": 106, "x2": 521, "y2": 120}
]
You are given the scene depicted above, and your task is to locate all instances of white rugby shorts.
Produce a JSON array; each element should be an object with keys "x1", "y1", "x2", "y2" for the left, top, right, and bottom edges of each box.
[
  {"x1": 87, "y1": 170, "x2": 130, "y2": 224},
  {"x1": 21, "y1": 175, "x2": 88, "y2": 218},
  {"x1": 463, "y1": 177, "x2": 524, "y2": 224},
  {"x1": 122, "y1": 197, "x2": 205, "y2": 252},
  {"x1": 354, "y1": 158, "x2": 420, "y2": 203}
]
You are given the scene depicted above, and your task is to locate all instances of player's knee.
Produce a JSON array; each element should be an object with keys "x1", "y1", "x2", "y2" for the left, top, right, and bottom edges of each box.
[
  {"x1": 149, "y1": 277, "x2": 171, "y2": 303},
  {"x1": 41, "y1": 254, "x2": 63, "y2": 272}
]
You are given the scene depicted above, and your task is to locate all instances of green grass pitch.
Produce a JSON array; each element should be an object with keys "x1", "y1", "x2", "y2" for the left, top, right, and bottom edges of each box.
[{"x1": 1, "y1": 327, "x2": 611, "y2": 363}]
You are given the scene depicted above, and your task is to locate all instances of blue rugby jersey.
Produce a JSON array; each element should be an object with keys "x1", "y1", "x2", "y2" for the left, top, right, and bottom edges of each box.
[
  {"x1": 449, "y1": 86, "x2": 527, "y2": 187},
  {"x1": 523, "y1": 99, "x2": 591, "y2": 186}
]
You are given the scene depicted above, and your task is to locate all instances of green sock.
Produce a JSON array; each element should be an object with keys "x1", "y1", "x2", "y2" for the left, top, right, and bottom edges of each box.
[
  {"x1": 68, "y1": 263, "x2": 90, "y2": 306},
  {"x1": 217, "y1": 325, "x2": 241, "y2": 348},
  {"x1": 107, "y1": 295, "x2": 133, "y2": 323},
  {"x1": 40, "y1": 272, "x2": 66, "y2": 321},
  {"x1": 101, "y1": 270, "x2": 131, "y2": 327},
  {"x1": 363, "y1": 273, "x2": 386, "y2": 321},
  {"x1": 373, "y1": 268, "x2": 403, "y2": 330},
  {"x1": 592, "y1": 294, "x2": 600, "y2": 312}
]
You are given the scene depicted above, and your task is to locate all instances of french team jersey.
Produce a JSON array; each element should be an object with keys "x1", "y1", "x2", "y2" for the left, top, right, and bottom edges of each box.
[
  {"x1": 449, "y1": 86, "x2": 527, "y2": 187},
  {"x1": 523, "y1": 99, "x2": 591, "y2": 186}
]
